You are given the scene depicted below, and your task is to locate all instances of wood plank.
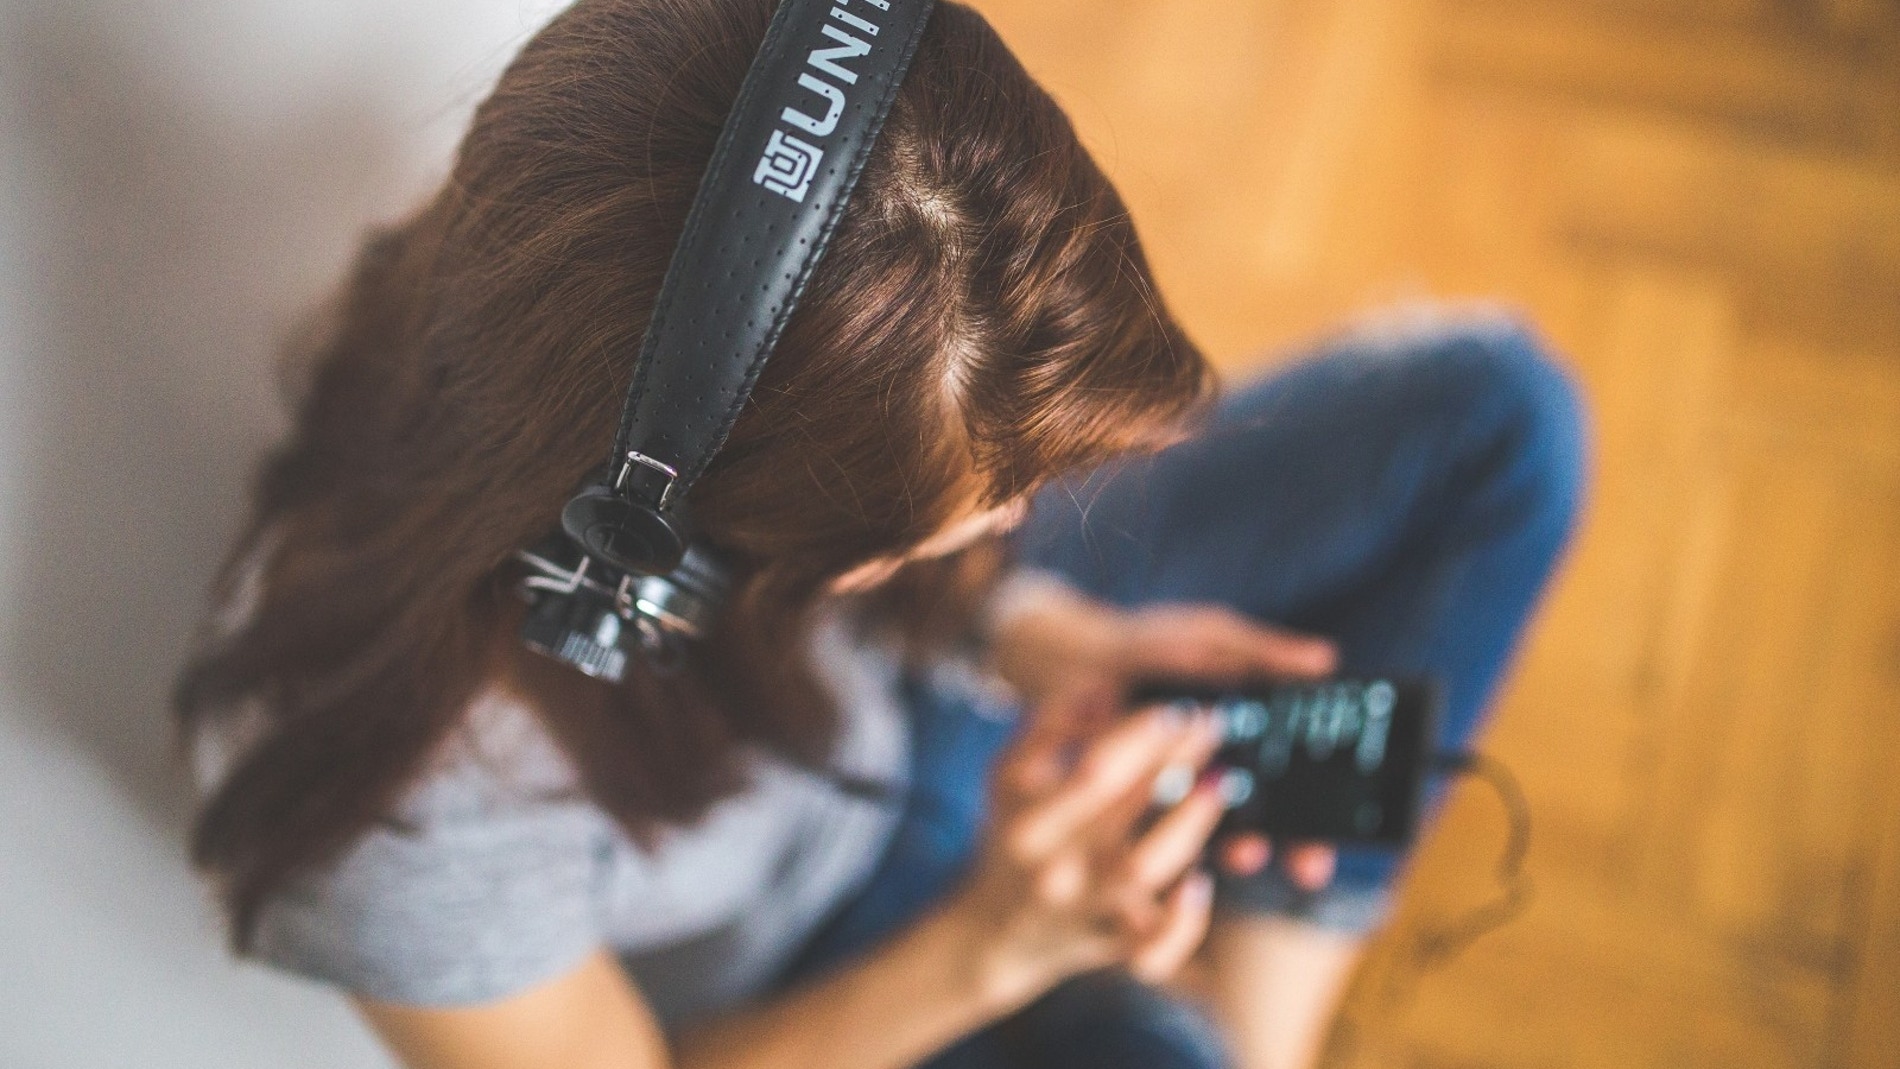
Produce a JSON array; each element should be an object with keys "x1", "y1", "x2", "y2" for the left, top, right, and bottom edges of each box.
[
  {"x1": 1426, "y1": 0, "x2": 1882, "y2": 151},
  {"x1": 1550, "y1": 114, "x2": 1900, "y2": 348},
  {"x1": 1844, "y1": 746, "x2": 1900, "y2": 1066}
]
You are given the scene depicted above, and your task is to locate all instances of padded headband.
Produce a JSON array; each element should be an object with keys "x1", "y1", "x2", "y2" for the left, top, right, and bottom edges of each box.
[{"x1": 607, "y1": 0, "x2": 936, "y2": 514}]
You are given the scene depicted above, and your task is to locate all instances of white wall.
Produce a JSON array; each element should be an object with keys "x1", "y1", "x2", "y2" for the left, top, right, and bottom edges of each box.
[{"x1": 0, "y1": 3, "x2": 565, "y2": 1065}]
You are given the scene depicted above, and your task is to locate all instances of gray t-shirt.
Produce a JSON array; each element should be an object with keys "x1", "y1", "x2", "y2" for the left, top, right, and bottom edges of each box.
[{"x1": 187, "y1": 611, "x2": 914, "y2": 1029}]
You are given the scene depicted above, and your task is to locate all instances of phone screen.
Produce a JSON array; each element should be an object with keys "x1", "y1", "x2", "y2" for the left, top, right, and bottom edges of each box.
[{"x1": 1131, "y1": 678, "x2": 1441, "y2": 846}]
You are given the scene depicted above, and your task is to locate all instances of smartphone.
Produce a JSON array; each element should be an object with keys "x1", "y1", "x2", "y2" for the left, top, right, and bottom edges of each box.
[{"x1": 1130, "y1": 677, "x2": 1442, "y2": 847}]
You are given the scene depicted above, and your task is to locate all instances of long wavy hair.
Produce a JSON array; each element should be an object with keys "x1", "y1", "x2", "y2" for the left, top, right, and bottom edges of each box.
[{"x1": 175, "y1": 0, "x2": 1212, "y2": 950}]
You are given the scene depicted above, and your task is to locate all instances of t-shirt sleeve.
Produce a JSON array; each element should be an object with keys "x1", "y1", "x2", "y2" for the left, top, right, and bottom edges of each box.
[
  {"x1": 196, "y1": 694, "x2": 616, "y2": 1007},
  {"x1": 245, "y1": 798, "x2": 612, "y2": 1007}
]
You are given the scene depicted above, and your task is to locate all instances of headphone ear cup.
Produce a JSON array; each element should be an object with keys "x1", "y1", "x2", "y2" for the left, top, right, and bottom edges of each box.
[{"x1": 561, "y1": 482, "x2": 689, "y2": 574}]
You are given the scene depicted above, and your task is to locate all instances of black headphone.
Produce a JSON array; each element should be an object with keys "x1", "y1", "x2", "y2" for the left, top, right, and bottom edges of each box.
[{"x1": 516, "y1": 0, "x2": 937, "y2": 682}]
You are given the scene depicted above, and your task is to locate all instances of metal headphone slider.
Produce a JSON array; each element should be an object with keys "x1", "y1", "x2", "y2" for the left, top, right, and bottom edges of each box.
[{"x1": 615, "y1": 450, "x2": 681, "y2": 512}]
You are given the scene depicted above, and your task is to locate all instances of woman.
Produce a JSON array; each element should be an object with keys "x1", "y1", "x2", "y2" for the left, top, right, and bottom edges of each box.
[{"x1": 177, "y1": 0, "x2": 1588, "y2": 1067}]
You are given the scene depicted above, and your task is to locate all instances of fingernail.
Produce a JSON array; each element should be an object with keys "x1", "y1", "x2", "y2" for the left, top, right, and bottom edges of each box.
[
  {"x1": 1153, "y1": 763, "x2": 1195, "y2": 806},
  {"x1": 1186, "y1": 869, "x2": 1214, "y2": 904},
  {"x1": 1223, "y1": 836, "x2": 1270, "y2": 875},
  {"x1": 1212, "y1": 766, "x2": 1253, "y2": 807}
]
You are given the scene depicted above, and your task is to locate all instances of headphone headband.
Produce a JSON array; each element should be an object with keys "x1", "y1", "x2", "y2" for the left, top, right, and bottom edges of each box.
[
  {"x1": 529, "y1": 0, "x2": 934, "y2": 679},
  {"x1": 569, "y1": 0, "x2": 934, "y2": 575}
]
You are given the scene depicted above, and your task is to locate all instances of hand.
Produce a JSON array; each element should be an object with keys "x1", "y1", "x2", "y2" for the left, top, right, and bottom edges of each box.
[
  {"x1": 988, "y1": 578, "x2": 1337, "y2": 706},
  {"x1": 942, "y1": 694, "x2": 1232, "y2": 1013},
  {"x1": 987, "y1": 577, "x2": 1341, "y2": 891}
]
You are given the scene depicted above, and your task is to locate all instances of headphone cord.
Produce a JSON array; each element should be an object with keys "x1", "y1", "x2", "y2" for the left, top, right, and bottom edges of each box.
[
  {"x1": 1415, "y1": 751, "x2": 1534, "y2": 964},
  {"x1": 1329, "y1": 750, "x2": 1534, "y2": 1058}
]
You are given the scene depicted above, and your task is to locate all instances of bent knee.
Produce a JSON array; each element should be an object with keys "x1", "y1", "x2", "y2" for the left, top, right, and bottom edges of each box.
[
  {"x1": 1384, "y1": 312, "x2": 1591, "y2": 538},
  {"x1": 1470, "y1": 318, "x2": 1589, "y2": 532}
]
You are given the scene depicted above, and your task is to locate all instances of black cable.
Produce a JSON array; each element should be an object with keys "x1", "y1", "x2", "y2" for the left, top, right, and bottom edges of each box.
[
  {"x1": 1416, "y1": 751, "x2": 1534, "y2": 966},
  {"x1": 1329, "y1": 750, "x2": 1534, "y2": 1058}
]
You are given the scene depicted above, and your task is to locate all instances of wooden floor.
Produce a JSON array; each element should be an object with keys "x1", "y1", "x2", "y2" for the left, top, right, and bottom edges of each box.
[{"x1": 966, "y1": 0, "x2": 1900, "y2": 1063}]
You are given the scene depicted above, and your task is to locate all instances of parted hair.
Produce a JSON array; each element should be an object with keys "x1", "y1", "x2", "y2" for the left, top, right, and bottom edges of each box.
[{"x1": 175, "y1": 0, "x2": 1211, "y2": 950}]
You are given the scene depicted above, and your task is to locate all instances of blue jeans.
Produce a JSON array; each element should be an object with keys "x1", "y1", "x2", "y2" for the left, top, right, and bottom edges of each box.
[{"x1": 774, "y1": 313, "x2": 1589, "y2": 1068}]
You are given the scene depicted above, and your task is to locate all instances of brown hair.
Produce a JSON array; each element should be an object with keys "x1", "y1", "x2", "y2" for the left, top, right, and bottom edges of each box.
[{"x1": 176, "y1": 0, "x2": 1211, "y2": 950}]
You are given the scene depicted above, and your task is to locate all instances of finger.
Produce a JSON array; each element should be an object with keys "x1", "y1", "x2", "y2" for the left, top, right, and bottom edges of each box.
[
  {"x1": 1217, "y1": 833, "x2": 1271, "y2": 876},
  {"x1": 1126, "y1": 869, "x2": 1215, "y2": 983},
  {"x1": 1134, "y1": 608, "x2": 1338, "y2": 682},
  {"x1": 1115, "y1": 771, "x2": 1227, "y2": 897},
  {"x1": 1137, "y1": 619, "x2": 1261, "y2": 681},
  {"x1": 1242, "y1": 624, "x2": 1337, "y2": 678},
  {"x1": 1005, "y1": 705, "x2": 1205, "y2": 862},
  {"x1": 1191, "y1": 612, "x2": 1336, "y2": 680},
  {"x1": 993, "y1": 690, "x2": 1112, "y2": 808},
  {"x1": 1286, "y1": 843, "x2": 1338, "y2": 890},
  {"x1": 1091, "y1": 707, "x2": 1226, "y2": 849}
]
